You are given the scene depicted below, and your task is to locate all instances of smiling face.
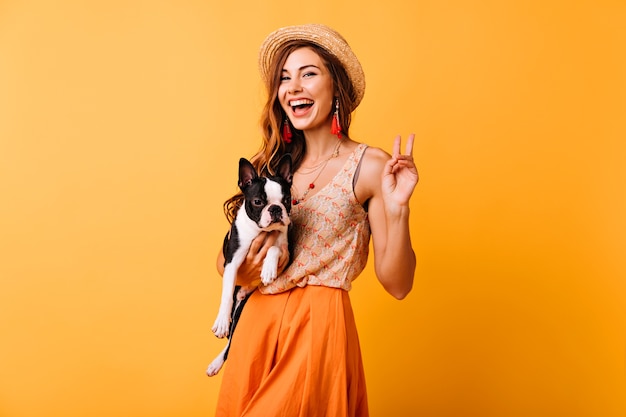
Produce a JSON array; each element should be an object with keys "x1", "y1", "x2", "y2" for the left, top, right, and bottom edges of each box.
[{"x1": 278, "y1": 47, "x2": 335, "y2": 134}]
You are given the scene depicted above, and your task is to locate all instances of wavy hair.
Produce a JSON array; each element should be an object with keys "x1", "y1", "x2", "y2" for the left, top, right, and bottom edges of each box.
[{"x1": 223, "y1": 41, "x2": 356, "y2": 224}]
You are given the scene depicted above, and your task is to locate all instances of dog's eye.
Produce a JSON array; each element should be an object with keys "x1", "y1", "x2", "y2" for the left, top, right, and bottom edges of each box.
[{"x1": 253, "y1": 199, "x2": 263, "y2": 206}]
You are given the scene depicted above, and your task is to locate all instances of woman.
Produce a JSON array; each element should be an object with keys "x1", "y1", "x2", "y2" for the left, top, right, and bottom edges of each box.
[{"x1": 214, "y1": 24, "x2": 418, "y2": 417}]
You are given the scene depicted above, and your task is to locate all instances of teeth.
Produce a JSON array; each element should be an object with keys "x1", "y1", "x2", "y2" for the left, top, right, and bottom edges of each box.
[{"x1": 290, "y1": 99, "x2": 314, "y2": 106}]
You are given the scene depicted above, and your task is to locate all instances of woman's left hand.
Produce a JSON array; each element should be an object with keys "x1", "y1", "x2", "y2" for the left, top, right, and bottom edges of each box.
[{"x1": 382, "y1": 134, "x2": 419, "y2": 209}]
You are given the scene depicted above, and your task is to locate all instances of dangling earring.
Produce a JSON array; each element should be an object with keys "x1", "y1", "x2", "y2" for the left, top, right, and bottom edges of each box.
[
  {"x1": 331, "y1": 98, "x2": 342, "y2": 139},
  {"x1": 282, "y1": 117, "x2": 292, "y2": 143}
]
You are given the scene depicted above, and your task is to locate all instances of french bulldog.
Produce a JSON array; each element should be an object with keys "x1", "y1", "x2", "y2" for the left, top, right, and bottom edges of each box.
[{"x1": 206, "y1": 154, "x2": 293, "y2": 376}]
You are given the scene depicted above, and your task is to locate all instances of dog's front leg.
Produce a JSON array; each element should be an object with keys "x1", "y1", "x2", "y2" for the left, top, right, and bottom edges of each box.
[
  {"x1": 212, "y1": 263, "x2": 236, "y2": 338},
  {"x1": 260, "y1": 246, "x2": 280, "y2": 285}
]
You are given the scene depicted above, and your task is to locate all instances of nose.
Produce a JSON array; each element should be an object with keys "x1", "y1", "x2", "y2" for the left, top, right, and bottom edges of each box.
[
  {"x1": 287, "y1": 78, "x2": 302, "y2": 94},
  {"x1": 268, "y1": 205, "x2": 283, "y2": 222}
]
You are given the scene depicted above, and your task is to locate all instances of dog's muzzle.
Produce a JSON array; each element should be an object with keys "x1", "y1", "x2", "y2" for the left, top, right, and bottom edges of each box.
[{"x1": 268, "y1": 205, "x2": 284, "y2": 223}]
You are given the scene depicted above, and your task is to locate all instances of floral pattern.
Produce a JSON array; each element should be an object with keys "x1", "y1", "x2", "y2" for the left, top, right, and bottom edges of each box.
[{"x1": 261, "y1": 144, "x2": 371, "y2": 294}]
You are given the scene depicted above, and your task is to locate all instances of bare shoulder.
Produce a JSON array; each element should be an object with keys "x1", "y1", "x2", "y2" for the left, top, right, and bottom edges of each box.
[
  {"x1": 362, "y1": 145, "x2": 390, "y2": 166},
  {"x1": 361, "y1": 145, "x2": 390, "y2": 179},
  {"x1": 354, "y1": 144, "x2": 391, "y2": 202},
  {"x1": 341, "y1": 140, "x2": 389, "y2": 169}
]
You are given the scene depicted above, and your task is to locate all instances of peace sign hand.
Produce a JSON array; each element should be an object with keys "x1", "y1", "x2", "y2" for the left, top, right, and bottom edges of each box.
[{"x1": 382, "y1": 134, "x2": 419, "y2": 211}]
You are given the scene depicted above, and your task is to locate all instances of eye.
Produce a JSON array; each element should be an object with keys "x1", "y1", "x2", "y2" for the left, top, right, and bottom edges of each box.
[
  {"x1": 303, "y1": 72, "x2": 316, "y2": 78},
  {"x1": 280, "y1": 75, "x2": 290, "y2": 82},
  {"x1": 253, "y1": 199, "x2": 263, "y2": 206}
]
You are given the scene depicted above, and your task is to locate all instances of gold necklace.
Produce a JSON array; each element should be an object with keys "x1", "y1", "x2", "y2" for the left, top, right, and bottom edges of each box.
[
  {"x1": 292, "y1": 139, "x2": 342, "y2": 205},
  {"x1": 296, "y1": 158, "x2": 331, "y2": 175}
]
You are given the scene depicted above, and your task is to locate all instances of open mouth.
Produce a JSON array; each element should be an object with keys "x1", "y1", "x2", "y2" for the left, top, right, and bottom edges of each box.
[{"x1": 290, "y1": 99, "x2": 314, "y2": 115}]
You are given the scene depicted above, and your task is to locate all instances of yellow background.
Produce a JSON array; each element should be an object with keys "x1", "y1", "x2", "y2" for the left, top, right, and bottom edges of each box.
[{"x1": 1, "y1": 1, "x2": 625, "y2": 416}]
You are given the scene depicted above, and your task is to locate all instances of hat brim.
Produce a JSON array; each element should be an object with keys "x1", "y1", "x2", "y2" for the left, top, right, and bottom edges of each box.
[{"x1": 258, "y1": 24, "x2": 365, "y2": 111}]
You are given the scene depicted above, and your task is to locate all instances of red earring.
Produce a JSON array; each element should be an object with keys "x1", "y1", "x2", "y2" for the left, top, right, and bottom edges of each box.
[
  {"x1": 282, "y1": 117, "x2": 292, "y2": 143},
  {"x1": 331, "y1": 99, "x2": 342, "y2": 139}
]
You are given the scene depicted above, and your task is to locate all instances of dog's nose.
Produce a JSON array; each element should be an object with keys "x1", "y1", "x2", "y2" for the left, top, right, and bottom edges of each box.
[{"x1": 268, "y1": 205, "x2": 283, "y2": 221}]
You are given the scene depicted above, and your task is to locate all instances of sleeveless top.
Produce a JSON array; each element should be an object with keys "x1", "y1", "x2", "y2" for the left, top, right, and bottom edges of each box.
[{"x1": 260, "y1": 144, "x2": 371, "y2": 294}]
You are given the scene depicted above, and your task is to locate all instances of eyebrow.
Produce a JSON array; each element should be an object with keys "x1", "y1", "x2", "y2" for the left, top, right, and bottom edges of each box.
[{"x1": 282, "y1": 64, "x2": 321, "y2": 73}]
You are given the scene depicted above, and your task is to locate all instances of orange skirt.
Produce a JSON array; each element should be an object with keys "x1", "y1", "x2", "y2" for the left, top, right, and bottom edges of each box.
[{"x1": 216, "y1": 285, "x2": 369, "y2": 417}]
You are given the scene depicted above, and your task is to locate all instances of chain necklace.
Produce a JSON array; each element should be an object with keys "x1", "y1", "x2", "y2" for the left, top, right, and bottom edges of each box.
[
  {"x1": 292, "y1": 139, "x2": 342, "y2": 205},
  {"x1": 296, "y1": 157, "x2": 332, "y2": 175}
]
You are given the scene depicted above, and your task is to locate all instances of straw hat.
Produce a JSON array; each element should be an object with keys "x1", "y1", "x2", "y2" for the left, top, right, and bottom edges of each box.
[{"x1": 258, "y1": 23, "x2": 366, "y2": 111}]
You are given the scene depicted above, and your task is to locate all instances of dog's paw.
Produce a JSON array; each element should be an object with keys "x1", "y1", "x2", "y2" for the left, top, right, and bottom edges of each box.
[
  {"x1": 212, "y1": 317, "x2": 230, "y2": 339},
  {"x1": 260, "y1": 265, "x2": 277, "y2": 285},
  {"x1": 206, "y1": 356, "x2": 225, "y2": 377},
  {"x1": 260, "y1": 247, "x2": 280, "y2": 285}
]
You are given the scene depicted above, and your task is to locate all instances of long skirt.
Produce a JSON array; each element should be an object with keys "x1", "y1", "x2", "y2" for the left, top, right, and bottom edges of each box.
[{"x1": 215, "y1": 285, "x2": 369, "y2": 417}]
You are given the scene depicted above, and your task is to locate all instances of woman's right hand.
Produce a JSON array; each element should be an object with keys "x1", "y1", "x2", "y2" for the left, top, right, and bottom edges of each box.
[{"x1": 216, "y1": 230, "x2": 290, "y2": 287}]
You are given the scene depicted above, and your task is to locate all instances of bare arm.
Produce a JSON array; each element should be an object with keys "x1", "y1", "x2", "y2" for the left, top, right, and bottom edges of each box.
[{"x1": 358, "y1": 135, "x2": 419, "y2": 299}]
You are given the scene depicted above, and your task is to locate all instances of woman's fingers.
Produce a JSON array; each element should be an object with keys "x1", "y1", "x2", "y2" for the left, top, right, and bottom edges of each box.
[
  {"x1": 246, "y1": 231, "x2": 280, "y2": 264},
  {"x1": 404, "y1": 133, "x2": 415, "y2": 156},
  {"x1": 392, "y1": 133, "x2": 415, "y2": 156},
  {"x1": 278, "y1": 242, "x2": 290, "y2": 269},
  {"x1": 237, "y1": 230, "x2": 287, "y2": 286},
  {"x1": 392, "y1": 135, "x2": 401, "y2": 156}
]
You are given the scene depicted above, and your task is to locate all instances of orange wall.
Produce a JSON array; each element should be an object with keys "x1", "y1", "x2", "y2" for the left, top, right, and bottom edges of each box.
[{"x1": 1, "y1": 1, "x2": 625, "y2": 416}]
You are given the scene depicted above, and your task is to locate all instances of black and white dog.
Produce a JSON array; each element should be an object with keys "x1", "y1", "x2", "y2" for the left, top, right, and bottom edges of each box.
[{"x1": 206, "y1": 154, "x2": 293, "y2": 376}]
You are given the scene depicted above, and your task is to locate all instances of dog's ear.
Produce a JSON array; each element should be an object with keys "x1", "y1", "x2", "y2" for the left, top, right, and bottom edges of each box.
[
  {"x1": 276, "y1": 154, "x2": 293, "y2": 185},
  {"x1": 238, "y1": 158, "x2": 258, "y2": 189}
]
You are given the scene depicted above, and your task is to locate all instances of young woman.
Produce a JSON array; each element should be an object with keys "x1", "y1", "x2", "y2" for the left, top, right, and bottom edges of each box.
[{"x1": 214, "y1": 24, "x2": 419, "y2": 417}]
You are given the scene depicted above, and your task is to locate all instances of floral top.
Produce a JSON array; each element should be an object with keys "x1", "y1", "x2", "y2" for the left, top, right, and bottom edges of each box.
[{"x1": 260, "y1": 144, "x2": 371, "y2": 294}]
